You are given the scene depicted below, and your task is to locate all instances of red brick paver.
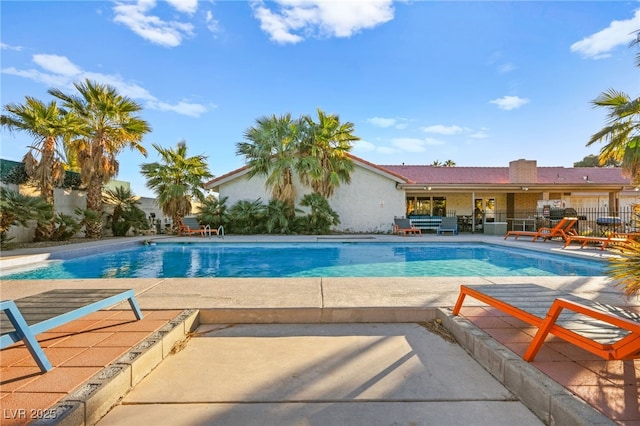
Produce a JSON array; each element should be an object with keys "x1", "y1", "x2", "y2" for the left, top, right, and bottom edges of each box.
[
  {"x1": 459, "y1": 306, "x2": 640, "y2": 425},
  {"x1": 0, "y1": 309, "x2": 181, "y2": 426}
]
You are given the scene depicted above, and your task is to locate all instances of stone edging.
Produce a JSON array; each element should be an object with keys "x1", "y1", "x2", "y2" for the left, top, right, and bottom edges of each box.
[
  {"x1": 30, "y1": 309, "x2": 199, "y2": 426},
  {"x1": 436, "y1": 308, "x2": 616, "y2": 426}
]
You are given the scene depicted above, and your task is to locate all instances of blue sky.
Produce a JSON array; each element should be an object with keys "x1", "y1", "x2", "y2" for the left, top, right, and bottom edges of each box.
[{"x1": 1, "y1": 1, "x2": 639, "y2": 198}]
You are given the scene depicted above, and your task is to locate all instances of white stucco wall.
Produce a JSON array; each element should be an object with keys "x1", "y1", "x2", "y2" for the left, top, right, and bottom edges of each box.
[
  {"x1": 217, "y1": 165, "x2": 406, "y2": 233},
  {"x1": 329, "y1": 166, "x2": 405, "y2": 232}
]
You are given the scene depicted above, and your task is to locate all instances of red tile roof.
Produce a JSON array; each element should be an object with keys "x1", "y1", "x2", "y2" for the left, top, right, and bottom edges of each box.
[{"x1": 380, "y1": 165, "x2": 631, "y2": 185}]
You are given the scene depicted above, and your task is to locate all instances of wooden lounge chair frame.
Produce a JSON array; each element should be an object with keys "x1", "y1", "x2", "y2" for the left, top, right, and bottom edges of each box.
[
  {"x1": 452, "y1": 284, "x2": 640, "y2": 362},
  {"x1": 393, "y1": 218, "x2": 422, "y2": 236},
  {"x1": 1, "y1": 289, "x2": 143, "y2": 372},
  {"x1": 563, "y1": 232, "x2": 640, "y2": 250},
  {"x1": 504, "y1": 217, "x2": 578, "y2": 242}
]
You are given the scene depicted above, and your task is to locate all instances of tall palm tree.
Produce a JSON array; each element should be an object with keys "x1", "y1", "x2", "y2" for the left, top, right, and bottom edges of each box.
[
  {"x1": 236, "y1": 114, "x2": 300, "y2": 205},
  {"x1": 1, "y1": 97, "x2": 82, "y2": 240},
  {"x1": 298, "y1": 108, "x2": 358, "y2": 198},
  {"x1": 586, "y1": 89, "x2": 640, "y2": 183},
  {"x1": 140, "y1": 141, "x2": 212, "y2": 233},
  {"x1": 49, "y1": 79, "x2": 151, "y2": 238},
  {"x1": 587, "y1": 32, "x2": 640, "y2": 184}
]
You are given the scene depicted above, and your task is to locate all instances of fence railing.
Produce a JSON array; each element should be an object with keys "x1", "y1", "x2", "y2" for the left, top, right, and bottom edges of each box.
[{"x1": 478, "y1": 206, "x2": 639, "y2": 235}]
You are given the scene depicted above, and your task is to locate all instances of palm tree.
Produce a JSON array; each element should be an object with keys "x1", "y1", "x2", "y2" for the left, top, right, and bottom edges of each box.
[
  {"x1": 587, "y1": 89, "x2": 640, "y2": 183},
  {"x1": 299, "y1": 192, "x2": 340, "y2": 234},
  {"x1": 103, "y1": 185, "x2": 143, "y2": 236},
  {"x1": 1, "y1": 97, "x2": 82, "y2": 240},
  {"x1": 226, "y1": 199, "x2": 266, "y2": 234},
  {"x1": 49, "y1": 79, "x2": 151, "y2": 238},
  {"x1": 0, "y1": 187, "x2": 53, "y2": 248},
  {"x1": 443, "y1": 159, "x2": 456, "y2": 167},
  {"x1": 140, "y1": 141, "x2": 212, "y2": 233},
  {"x1": 197, "y1": 195, "x2": 229, "y2": 230},
  {"x1": 587, "y1": 32, "x2": 640, "y2": 184},
  {"x1": 607, "y1": 240, "x2": 640, "y2": 298},
  {"x1": 236, "y1": 114, "x2": 300, "y2": 205},
  {"x1": 298, "y1": 108, "x2": 358, "y2": 198}
]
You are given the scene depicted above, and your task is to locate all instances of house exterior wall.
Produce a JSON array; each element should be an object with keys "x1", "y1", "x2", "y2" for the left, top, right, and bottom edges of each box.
[
  {"x1": 217, "y1": 166, "x2": 405, "y2": 233},
  {"x1": 330, "y1": 166, "x2": 405, "y2": 233}
]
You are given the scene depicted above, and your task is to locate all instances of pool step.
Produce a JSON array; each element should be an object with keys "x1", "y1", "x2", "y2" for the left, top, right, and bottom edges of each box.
[{"x1": 198, "y1": 307, "x2": 437, "y2": 324}]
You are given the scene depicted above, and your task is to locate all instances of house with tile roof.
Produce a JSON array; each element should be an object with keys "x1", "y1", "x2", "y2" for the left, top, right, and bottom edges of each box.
[{"x1": 205, "y1": 156, "x2": 638, "y2": 234}]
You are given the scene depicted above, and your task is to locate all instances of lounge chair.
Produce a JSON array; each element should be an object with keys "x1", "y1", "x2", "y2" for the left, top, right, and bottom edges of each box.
[
  {"x1": 504, "y1": 217, "x2": 578, "y2": 241},
  {"x1": 178, "y1": 216, "x2": 205, "y2": 237},
  {"x1": 563, "y1": 232, "x2": 640, "y2": 250},
  {"x1": 393, "y1": 218, "x2": 422, "y2": 236},
  {"x1": 436, "y1": 216, "x2": 458, "y2": 235},
  {"x1": 1, "y1": 289, "x2": 143, "y2": 372},
  {"x1": 452, "y1": 284, "x2": 640, "y2": 362}
]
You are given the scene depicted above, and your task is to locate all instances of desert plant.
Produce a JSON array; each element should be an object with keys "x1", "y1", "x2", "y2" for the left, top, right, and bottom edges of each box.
[
  {"x1": 0, "y1": 187, "x2": 53, "y2": 249},
  {"x1": 49, "y1": 213, "x2": 81, "y2": 241},
  {"x1": 74, "y1": 207, "x2": 103, "y2": 239},
  {"x1": 197, "y1": 195, "x2": 228, "y2": 230},
  {"x1": 299, "y1": 192, "x2": 340, "y2": 234},
  {"x1": 606, "y1": 239, "x2": 640, "y2": 298},
  {"x1": 264, "y1": 198, "x2": 301, "y2": 234},
  {"x1": 227, "y1": 199, "x2": 265, "y2": 234}
]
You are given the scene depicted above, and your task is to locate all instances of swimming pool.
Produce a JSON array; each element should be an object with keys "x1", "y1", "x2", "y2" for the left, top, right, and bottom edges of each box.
[{"x1": 1, "y1": 242, "x2": 605, "y2": 279}]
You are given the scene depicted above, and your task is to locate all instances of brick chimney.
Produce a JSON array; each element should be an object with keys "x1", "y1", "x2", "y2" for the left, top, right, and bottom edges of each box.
[{"x1": 509, "y1": 159, "x2": 537, "y2": 183}]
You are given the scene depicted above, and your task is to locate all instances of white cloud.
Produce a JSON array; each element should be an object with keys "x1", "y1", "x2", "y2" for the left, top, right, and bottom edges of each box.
[
  {"x1": 146, "y1": 99, "x2": 210, "y2": 117},
  {"x1": 367, "y1": 117, "x2": 397, "y2": 128},
  {"x1": 571, "y1": 9, "x2": 640, "y2": 59},
  {"x1": 392, "y1": 137, "x2": 428, "y2": 153},
  {"x1": 112, "y1": 0, "x2": 195, "y2": 47},
  {"x1": 251, "y1": 0, "x2": 395, "y2": 44},
  {"x1": 33, "y1": 54, "x2": 82, "y2": 76},
  {"x1": 468, "y1": 129, "x2": 489, "y2": 139},
  {"x1": 206, "y1": 10, "x2": 220, "y2": 34},
  {"x1": 354, "y1": 140, "x2": 377, "y2": 152},
  {"x1": 1, "y1": 43, "x2": 22, "y2": 51},
  {"x1": 489, "y1": 95, "x2": 529, "y2": 111},
  {"x1": 421, "y1": 124, "x2": 463, "y2": 135},
  {"x1": 1, "y1": 54, "x2": 209, "y2": 118},
  {"x1": 166, "y1": 0, "x2": 198, "y2": 15}
]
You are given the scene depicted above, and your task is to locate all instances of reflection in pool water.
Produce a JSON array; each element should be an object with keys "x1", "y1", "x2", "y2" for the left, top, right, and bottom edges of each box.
[{"x1": 2, "y1": 242, "x2": 605, "y2": 279}]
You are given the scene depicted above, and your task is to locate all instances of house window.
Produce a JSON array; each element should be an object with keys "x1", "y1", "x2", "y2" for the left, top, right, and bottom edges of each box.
[{"x1": 407, "y1": 196, "x2": 446, "y2": 216}]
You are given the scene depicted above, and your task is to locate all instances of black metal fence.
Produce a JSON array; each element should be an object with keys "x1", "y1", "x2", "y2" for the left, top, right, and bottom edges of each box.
[{"x1": 477, "y1": 206, "x2": 639, "y2": 235}]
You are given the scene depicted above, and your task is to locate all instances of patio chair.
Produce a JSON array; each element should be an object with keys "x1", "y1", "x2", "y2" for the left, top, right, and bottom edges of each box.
[
  {"x1": 393, "y1": 218, "x2": 422, "y2": 236},
  {"x1": 452, "y1": 284, "x2": 640, "y2": 362},
  {"x1": 563, "y1": 232, "x2": 640, "y2": 250},
  {"x1": 1, "y1": 289, "x2": 143, "y2": 372},
  {"x1": 178, "y1": 216, "x2": 218, "y2": 237},
  {"x1": 436, "y1": 216, "x2": 458, "y2": 235},
  {"x1": 504, "y1": 217, "x2": 578, "y2": 242}
]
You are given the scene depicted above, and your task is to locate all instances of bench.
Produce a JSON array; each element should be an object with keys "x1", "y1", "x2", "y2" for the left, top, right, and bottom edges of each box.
[
  {"x1": 407, "y1": 215, "x2": 442, "y2": 231},
  {"x1": 452, "y1": 284, "x2": 640, "y2": 362},
  {"x1": 1, "y1": 289, "x2": 143, "y2": 372}
]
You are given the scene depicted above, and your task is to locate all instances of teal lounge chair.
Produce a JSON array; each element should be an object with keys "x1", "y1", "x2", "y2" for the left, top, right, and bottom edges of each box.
[
  {"x1": 437, "y1": 216, "x2": 458, "y2": 235},
  {"x1": 1, "y1": 289, "x2": 143, "y2": 372}
]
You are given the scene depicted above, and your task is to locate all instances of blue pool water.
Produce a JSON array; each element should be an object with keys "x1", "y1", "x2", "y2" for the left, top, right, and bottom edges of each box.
[{"x1": 2, "y1": 242, "x2": 605, "y2": 279}]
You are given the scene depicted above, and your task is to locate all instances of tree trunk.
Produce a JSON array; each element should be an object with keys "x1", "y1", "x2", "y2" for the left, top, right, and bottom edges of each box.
[{"x1": 84, "y1": 174, "x2": 104, "y2": 239}]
